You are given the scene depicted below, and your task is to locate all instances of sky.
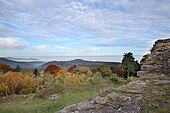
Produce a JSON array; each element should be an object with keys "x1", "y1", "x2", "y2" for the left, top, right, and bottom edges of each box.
[{"x1": 0, "y1": 0, "x2": 170, "y2": 61}]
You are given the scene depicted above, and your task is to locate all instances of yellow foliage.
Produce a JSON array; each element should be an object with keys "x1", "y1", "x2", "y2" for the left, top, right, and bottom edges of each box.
[
  {"x1": 94, "y1": 72, "x2": 102, "y2": 77},
  {"x1": 57, "y1": 70, "x2": 65, "y2": 75},
  {"x1": 0, "y1": 71, "x2": 37, "y2": 96},
  {"x1": 73, "y1": 78, "x2": 81, "y2": 85},
  {"x1": 65, "y1": 74, "x2": 72, "y2": 83}
]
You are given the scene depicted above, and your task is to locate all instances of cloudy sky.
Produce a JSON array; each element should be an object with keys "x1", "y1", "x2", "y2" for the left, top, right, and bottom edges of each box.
[{"x1": 0, "y1": 0, "x2": 169, "y2": 61}]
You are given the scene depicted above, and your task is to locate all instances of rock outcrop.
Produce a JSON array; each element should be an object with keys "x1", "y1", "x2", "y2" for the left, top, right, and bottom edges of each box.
[
  {"x1": 56, "y1": 73, "x2": 170, "y2": 113},
  {"x1": 138, "y1": 38, "x2": 170, "y2": 76}
]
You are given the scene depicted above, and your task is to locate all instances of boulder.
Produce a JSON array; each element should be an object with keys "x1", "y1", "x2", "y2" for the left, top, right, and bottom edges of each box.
[
  {"x1": 141, "y1": 65, "x2": 154, "y2": 71},
  {"x1": 137, "y1": 71, "x2": 147, "y2": 76}
]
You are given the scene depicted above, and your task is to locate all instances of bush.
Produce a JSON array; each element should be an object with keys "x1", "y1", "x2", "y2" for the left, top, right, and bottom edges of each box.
[
  {"x1": 0, "y1": 64, "x2": 12, "y2": 73},
  {"x1": 109, "y1": 74, "x2": 121, "y2": 83},
  {"x1": 0, "y1": 71, "x2": 37, "y2": 96},
  {"x1": 67, "y1": 65, "x2": 76, "y2": 73},
  {"x1": 97, "y1": 65, "x2": 112, "y2": 78},
  {"x1": 73, "y1": 66, "x2": 91, "y2": 75},
  {"x1": 44, "y1": 65, "x2": 62, "y2": 75},
  {"x1": 115, "y1": 66, "x2": 124, "y2": 77}
]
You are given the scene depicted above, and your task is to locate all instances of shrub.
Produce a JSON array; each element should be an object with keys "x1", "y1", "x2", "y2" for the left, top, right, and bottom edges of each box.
[
  {"x1": 73, "y1": 78, "x2": 81, "y2": 85},
  {"x1": 109, "y1": 74, "x2": 121, "y2": 83},
  {"x1": 97, "y1": 65, "x2": 112, "y2": 78},
  {"x1": 73, "y1": 66, "x2": 91, "y2": 75},
  {"x1": 67, "y1": 65, "x2": 76, "y2": 73},
  {"x1": 0, "y1": 71, "x2": 37, "y2": 96},
  {"x1": 0, "y1": 64, "x2": 12, "y2": 73},
  {"x1": 44, "y1": 65, "x2": 61, "y2": 75},
  {"x1": 115, "y1": 66, "x2": 124, "y2": 77}
]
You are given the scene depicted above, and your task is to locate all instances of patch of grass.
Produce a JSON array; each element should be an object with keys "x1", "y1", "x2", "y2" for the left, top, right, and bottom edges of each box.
[{"x1": 0, "y1": 83, "x2": 120, "y2": 113}]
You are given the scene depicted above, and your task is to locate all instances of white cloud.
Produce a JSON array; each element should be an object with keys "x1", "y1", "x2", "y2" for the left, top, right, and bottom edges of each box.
[
  {"x1": 0, "y1": 24, "x2": 18, "y2": 37},
  {"x1": 54, "y1": 46, "x2": 69, "y2": 50},
  {"x1": 32, "y1": 45, "x2": 48, "y2": 51},
  {"x1": 0, "y1": 37, "x2": 27, "y2": 49},
  {"x1": 81, "y1": 46, "x2": 99, "y2": 52},
  {"x1": 0, "y1": 0, "x2": 169, "y2": 53}
]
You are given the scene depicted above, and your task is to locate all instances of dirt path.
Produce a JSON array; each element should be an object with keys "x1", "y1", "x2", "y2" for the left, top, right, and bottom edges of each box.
[{"x1": 56, "y1": 73, "x2": 170, "y2": 113}]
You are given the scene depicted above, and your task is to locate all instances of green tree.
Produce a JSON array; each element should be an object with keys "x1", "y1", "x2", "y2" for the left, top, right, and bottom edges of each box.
[
  {"x1": 134, "y1": 60, "x2": 141, "y2": 76},
  {"x1": 110, "y1": 66, "x2": 116, "y2": 74},
  {"x1": 122, "y1": 52, "x2": 136, "y2": 79},
  {"x1": 97, "y1": 65, "x2": 112, "y2": 78},
  {"x1": 14, "y1": 65, "x2": 21, "y2": 72},
  {"x1": 33, "y1": 68, "x2": 40, "y2": 78}
]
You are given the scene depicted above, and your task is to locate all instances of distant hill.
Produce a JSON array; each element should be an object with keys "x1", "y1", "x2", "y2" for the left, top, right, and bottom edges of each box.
[
  {"x1": 39, "y1": 59, "x2": 121, "y2": 69},
  {"x1": 0, "y1": 58, "x2": 121, "y2": 69},
  {"x1": 6, "y1": 57, "x2": 38, "y2": 61},
  {"x1": 0, "y1": 58, "x2": 44, "y2": 68}
]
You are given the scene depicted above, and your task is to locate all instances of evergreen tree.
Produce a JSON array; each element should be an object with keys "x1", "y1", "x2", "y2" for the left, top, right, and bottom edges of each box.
[
  {"x1": 122, "y1": 52, "x2": 136, "y2": 79},
  {"x1": 14, "y1": 65, "x2": 21, "y2": 72},
  {"x1": 33, "y1": 68, "x2": 40, "y2": 78},
  {"x1": 134, "y1": 60, "x2": 141, "y2": 76}
]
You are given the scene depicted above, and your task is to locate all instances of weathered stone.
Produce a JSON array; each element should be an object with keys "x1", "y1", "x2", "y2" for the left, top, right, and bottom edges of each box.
[
  {"x1": 139, "y1": 38, "x2": 170, "y2": 73},
  {"x1": 144, "y1": 61, "x2": 154, "y2": 65},
  {"x1": 77, "y1": 101, "x2": 95, "y2": 111},
  {"x1": 137, "y1": 71, "x2": 147, "y2": 76},
  {"x1": 130, "y1": 94, "x2": 143, "y2": 102},
  {"x1": 106, "y1": 93, "x2": 118, "y2": 101},
  {"x1": 93, "y1": 96, "x2": 108, "y2": 104},
  {"x1": 127, "y1": 80, "x2": 147, "y2": 88},
  {"x1": 153, "y1": 80, "x2": 170, "y2": 85},
  {"x1": 141, "y1": 65, "x2": 155, "y2": 71},
  {"x1": 118, "y1": 105, "x2": 141, "y2": 113}
]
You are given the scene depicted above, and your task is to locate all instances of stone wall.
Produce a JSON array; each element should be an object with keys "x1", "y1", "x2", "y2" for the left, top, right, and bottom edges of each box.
[{"x1": 138, "y1": 38, "x2": 170, "y2": 76}]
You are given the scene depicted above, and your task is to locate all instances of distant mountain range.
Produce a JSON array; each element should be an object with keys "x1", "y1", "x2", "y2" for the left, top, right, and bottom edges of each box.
[
  {"x1": 39, "y1": 59, "x2": 121, "y2": 69},
  {"x1": 0, "y1": 57, "x2": 44, "y2": 68},
  {"x1": 6, "y1": 57, "x2": 39, "y2": 61},
  {"x1": 0, "y1": 58, "x2": 121, "y2": 69}
]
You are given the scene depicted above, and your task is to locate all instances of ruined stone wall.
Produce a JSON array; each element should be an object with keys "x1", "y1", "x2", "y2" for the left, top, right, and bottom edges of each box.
[{"x1": 138, "y1": 38, "x2": 170, "y2": 76}]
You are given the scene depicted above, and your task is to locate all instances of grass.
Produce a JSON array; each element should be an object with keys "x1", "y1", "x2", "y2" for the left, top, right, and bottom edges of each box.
[
  {"x1": 0, "y1": 82, "x2": 120, "y2": 113},
  {"x1": 137, "y1": 73, "x2": 170, "y2": 113}
]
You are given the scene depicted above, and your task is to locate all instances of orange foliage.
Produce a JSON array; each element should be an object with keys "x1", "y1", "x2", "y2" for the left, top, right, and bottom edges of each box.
[
  {"x1": 0, "y1": 64, "x2": 12, "y2": 73},
  {"x1": 0, "y1": 71, "x2": 37, "y2": 96},
  {"x1": 73, "y1": 77, "x2": 81, "y2": 85},
  {"x1": 44, "y1": 65, "x2": 61, "y2": 75},
  {"x1": 115, "y1": 66, "x2": 124, "y2": 77},
  {"x1": 57, "y1": 70, "x2": 65, "y2": 75},
  {"x1": 67, "y1": 65, "x2": 76, "y2": 73}
]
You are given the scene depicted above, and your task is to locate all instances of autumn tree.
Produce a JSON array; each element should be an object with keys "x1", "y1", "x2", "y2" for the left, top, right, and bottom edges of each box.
[
  {"x1": 44, "y1": 65, "x2": 61, "y2": 75},
  {"x1": 67, "y1": 65, "x2": 76, "y2": 73},
  {"x1": 72, "y1": 66, "x2": 91, "y2": 75},
  {"x1": 115, "y1": 66, "x2": 124, "y2": 77},
  {"x1": 97, "y1": 65, "x2": 112, "y2": 78},
  {"x1": 0, "y1": 64, "x2": 12, "y2": 73}
]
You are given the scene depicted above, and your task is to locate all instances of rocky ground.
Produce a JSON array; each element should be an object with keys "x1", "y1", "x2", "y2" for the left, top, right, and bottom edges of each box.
[{"x1": 56, "y1": 73, "x2": 170, "y2": 113}]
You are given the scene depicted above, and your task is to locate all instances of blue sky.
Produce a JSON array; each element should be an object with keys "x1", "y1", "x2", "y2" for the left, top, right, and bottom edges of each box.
[{"x1": 0, "y1": 0, "x2": 169, "y2": 61}]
